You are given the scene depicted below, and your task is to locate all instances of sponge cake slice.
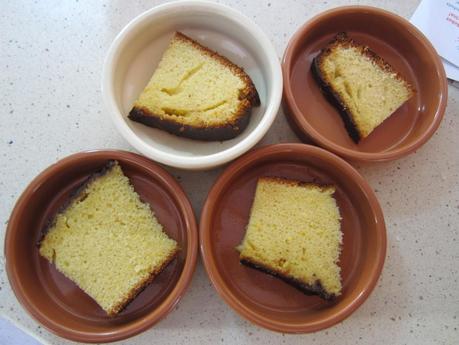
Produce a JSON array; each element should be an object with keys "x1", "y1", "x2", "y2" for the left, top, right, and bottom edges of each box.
[
  {"x1": 129, "y1": 32, "x2": 260, "y2": 141},
  {"x1": 312, "y1": 32, "x2": 414, "y2": 142},
  {"x1": 39, "y1": 161, "x2": 179, "y2": 316},
  {"x1": 237, "y1": 177, "x2": 342, "y2": 300}
]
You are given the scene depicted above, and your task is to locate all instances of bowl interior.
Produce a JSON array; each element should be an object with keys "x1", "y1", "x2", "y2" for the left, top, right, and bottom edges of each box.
[
  {"x1": 284, "y1": 7, "x2": 445, "y2": 157},
  {"x1": 110, "y1": 5, "x2": 272, "y2": 159},
  {"x1": 202, "y1": 145, "x2": 385, "y2": 331},
  {"x1": 6, "y1": 152, "x2": 192, "y2": 339}
]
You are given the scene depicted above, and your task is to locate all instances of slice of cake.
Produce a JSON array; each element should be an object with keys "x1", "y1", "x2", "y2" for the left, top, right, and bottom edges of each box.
[
  {"x1": 39, "y1": 161, "x2": 179, "y2": 316},
  {"x1": 129, "y1": 32, "x2": 260, "y2": 141},
  {"x1": 312, "y1": 32, "x2": 414, "y2": 142},
  {"x1": 237, "y1": 177, "x2": 342, "y2": 300}
]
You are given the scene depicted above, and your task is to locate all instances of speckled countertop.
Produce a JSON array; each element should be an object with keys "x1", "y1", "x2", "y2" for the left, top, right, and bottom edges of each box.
[{"x1": 0, "y1": 0, "x2": 458, "y2": 344}]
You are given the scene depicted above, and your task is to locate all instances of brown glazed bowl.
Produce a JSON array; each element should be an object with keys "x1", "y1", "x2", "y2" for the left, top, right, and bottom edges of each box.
[
  {"x1": 200, "y1": 144, "x2": 386, "y2": 333},
  {"x1": 4, "y1": 151, "x2": 198, "y2": 343},
  {"x1": 282, "y1": 6, "x2": 448, "y2": 162}
]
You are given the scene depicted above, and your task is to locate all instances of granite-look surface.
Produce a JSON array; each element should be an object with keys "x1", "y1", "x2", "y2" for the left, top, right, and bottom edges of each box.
[{"x1": 0, "y1": 0, "x2": 458, "y2": 344}]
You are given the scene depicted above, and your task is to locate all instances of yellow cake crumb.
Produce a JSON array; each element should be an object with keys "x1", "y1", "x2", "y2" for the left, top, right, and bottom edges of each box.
[{"x1": 133, "y1": 32, "x2": 254, "y2": 127}]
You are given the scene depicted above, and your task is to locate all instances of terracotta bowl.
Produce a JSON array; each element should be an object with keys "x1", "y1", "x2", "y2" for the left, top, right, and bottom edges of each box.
[
  {"x1": 282, "y1": 6, "x2": 448, "y2": 162},
  {"x1": 200, "y1": 144, "x2": 386, "y2": 333},
  {"x1": 4, "y1": 151, "x2": 198, "y2": 343}
]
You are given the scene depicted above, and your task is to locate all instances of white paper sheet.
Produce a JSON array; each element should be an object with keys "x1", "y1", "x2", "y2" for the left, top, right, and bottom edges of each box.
[{"x1": 411, "y1": 0, "x2": 459, "y2": 81}]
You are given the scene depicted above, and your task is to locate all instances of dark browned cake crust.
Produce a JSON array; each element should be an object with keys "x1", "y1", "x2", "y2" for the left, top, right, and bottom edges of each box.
[
  {"x1": 129, "y1": 32, "x2": 260, "y2": 141},
  {"x1": 129, "y1": 102, "x2": 252, "y2": 141},
  {"x1": 240, "y1": 258, "x2": 336, "y2": 301}
]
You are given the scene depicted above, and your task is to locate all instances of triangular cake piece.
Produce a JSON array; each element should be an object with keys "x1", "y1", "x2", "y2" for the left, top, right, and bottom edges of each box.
[
  {"x1": 129, "y1": 32, "x2": 260, "y2": 141},
  {"x1": 313, "y1": 32, "x2": 414, "y2": 142}
]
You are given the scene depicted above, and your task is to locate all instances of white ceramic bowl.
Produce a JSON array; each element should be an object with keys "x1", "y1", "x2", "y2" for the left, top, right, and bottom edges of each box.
[{"x1": 102, "y1": 0, "x2": 282, "y2": 170}]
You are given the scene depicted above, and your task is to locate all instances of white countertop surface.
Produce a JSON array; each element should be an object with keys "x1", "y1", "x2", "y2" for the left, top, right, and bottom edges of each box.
[{"x1": 1, "y1": 0, "x2": 458, "y2": 344}]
